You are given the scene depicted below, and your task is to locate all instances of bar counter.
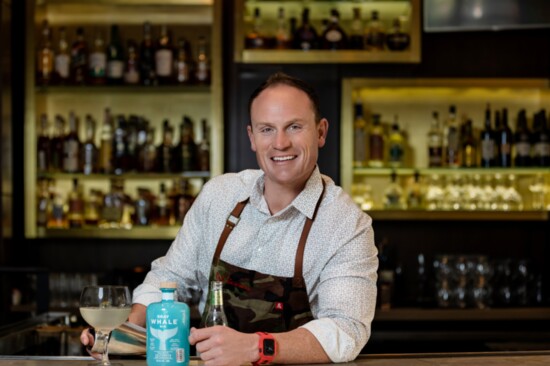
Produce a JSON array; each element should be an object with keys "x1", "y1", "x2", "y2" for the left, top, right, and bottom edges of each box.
[{"x1": 1, "y1": 351, "x2": 550, "y2": 366}]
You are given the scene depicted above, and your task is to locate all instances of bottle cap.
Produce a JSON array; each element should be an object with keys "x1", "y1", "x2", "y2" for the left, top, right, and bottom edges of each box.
[{"x1": 160, "y1": 281, "x2": 177, "y2": 289}]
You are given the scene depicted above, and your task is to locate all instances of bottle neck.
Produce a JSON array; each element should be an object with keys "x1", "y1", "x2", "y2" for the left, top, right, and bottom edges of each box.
[
  {"x1": 210, "y1": 288, "x2": 223, "y2": 307},
  {"x1": 161, "y1": 289, "x2": 176, "y2": 302}
]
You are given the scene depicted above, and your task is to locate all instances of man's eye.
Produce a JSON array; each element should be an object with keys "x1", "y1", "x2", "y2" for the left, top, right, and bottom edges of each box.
[
  {"x1": 260, "y1": 127, "x2": 273, "y2": 134},
  {"x1": 288, "y1": 124, "x2": 301, "y2": 132}
]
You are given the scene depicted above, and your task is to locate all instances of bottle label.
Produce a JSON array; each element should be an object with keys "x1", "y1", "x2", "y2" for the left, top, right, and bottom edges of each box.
[
  {"x1": 156, "y1": 50, "x2": 173, "y2": 77},
  {"x1": 63, "y1": 140, "x2": 79, "y2": 172},
  {"x1": 124, "y1": 69, "x2": 140, "y2": 84},
  {"x1": 325, "y1": 29, "x2": 342, "y2": 43},
  {"x1": 481, "y1": 139, "x2": 495, "y2": 160},
  {"x1": 107, "y1": 60, "x2": 124, "y2": 78},
  {"x1": 369, "y1": 135, "x2": 384, "y2": 161},
  {"x1": 89, "y1": 53, "x2": 106, "y2": 77},
  {"x1": 196, "y1": 62, "x2": 209, "y2": 82},
  {"x1": 353, "y1": 129, "x2": 367, "y2": 166},
  {"x1": 389, "y1": 143, "x2": 403, "y2": 164},
  {"x1": 55, "y1": 54, "x2": 70, "y2": 78},
  {"x1": 428, "y1": 147, "x2": 443, "y2": 167},
  {"x1": 534, "y1": 142, "x2": 550, "y2": 157},
  {"x1": 515, "y1": 142, "x2": 531, "y2": 157}
]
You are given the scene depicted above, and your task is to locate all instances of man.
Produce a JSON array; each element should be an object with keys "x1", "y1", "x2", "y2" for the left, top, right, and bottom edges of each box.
[{"x1": 82, "y1": 72, "x2": 378, "y2": 365}]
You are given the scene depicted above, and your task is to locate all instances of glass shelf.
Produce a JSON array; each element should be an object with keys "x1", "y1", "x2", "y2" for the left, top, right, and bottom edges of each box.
[
  {"x1": 35, "y1": 85, "x2": 212, "y2": 94},
  {"x1": 354, "y1": 167, "x2": 550, "y2": 177},
  {"x1": 38, "y1": 226, "x2": 181, "y2": 239},
  {"x1": 366, "y1": 209, "x2": 549, "y2": 221},
  {"x1": 37, "y1": 171, "x2": 211, "y2": 180}
]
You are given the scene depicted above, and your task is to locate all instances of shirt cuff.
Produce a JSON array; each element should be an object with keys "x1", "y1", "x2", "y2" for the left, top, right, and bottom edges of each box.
[
  {"x1": 132, "y1": 283, "x2": 162, "y2": 307},
  {"x1": 300, "y1": 318, "x2": 358, "y2": 363}
]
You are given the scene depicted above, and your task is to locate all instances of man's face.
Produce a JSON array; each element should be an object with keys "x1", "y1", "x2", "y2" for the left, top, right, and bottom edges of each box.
[{"x1": 247, "y1": 84, "x2": 328, "y2": 191}]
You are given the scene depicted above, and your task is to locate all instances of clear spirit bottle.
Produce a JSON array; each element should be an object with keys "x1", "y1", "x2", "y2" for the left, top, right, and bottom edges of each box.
[
  {"x1": 203, "y1": 281, "x2": 228, "y2": 327},
  {"x1": 353, "y1": 102, "x2": 368, "y2": 168}
]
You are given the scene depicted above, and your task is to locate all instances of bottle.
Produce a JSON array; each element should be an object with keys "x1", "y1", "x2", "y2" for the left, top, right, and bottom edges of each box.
[
  {"x1": 368, "y1": 114, "x2": 385, "y2": 168},
  {"x1": 245, "y1": 7, "x2": 265, "y2": 49},
  {"x1": 202, "y1": 281, "x2": 228, "y2": 327},
  {"x1": 36, "y1": 178, "x2": 51, "y2": 228},
  {"x1": 88, "y1": 31, "x2": 107, "y2": 85},
  {"x1": 37, "y1": 20, "x2": 55, "y2": 86},
  {"x1": 514, "y1": 109, "x2": 532, "y2": 167},
  {"x1": 157, "y1": 119, "x2": 175, "y2": 173},
  {"x1": 198, "y1": 119, "x2": 210, "y2": 172},
  {"x1": 81, "y1": 114, "x2": 98, "y2": 175},
  {"x1": 70, "y1": 27, "x2": 89, "y2": 85},
  {"x1": 406, "y1": 171, "x2": 423, "y2": 210},
  {"x1": 174, "y1": 38, "x2": 194, "y2": 85},
  {"x1": 461, "y1": 119, "x2": 477, "y2": 167},
  {"x1": 134, "y1": 187, "x2": 152, "y2": 226},
  {"x1": 63, "y1": 111, "x2": 81, "y2": 173},
  {"x1": 274, "y1": 7, "x2": 291, "y2": 49},
  {"x1": 140, "y1": 22, "x2": 157, "y2": 86},
  {"x1": 106, "y1": 25, "x2": 125, "y2": 85},
  {"x1": 155, "y1": 25, "x2": 174, "y2": 85},
  {"x1": 480, "y1": 104, "x2": 496, "y2": 167},
  {"x1": 387, "y1": 115, "x2": 404, "y2": 168},
  {"x1": 384, "y1": 170, "x2": 404, "y2": 209},
  {"x1": 112, "y1": 115, "x2": 130, "y2": 175},
  {"x1": 170, "y1": 178, "x2": 195, "y2": 225},
  {"x1": 84, "y1": 189, "x2": 101, "y2": 226},
  {"x1": 293, "y1": 8, "x2": 318, "y2": 51},
  {"x1": 146, "y1": 282, "x2": 190, "y2": 366},
  {"x1": 139, "y1": 127, "x2": 158, "y2": 173},
  {"x1": 47, "y1": 181, "x2": 67, "y2": 229},
  {"x1": 178, "y1": 116, "x2": 198, "y2": 172},
  {"x1": 353, "y1": 102, "x2": 368, "y2": 168},
  {"x1": 100, "y1": 178, "x2": 126, "y2": 228},
  {"x1": 364, "y1": 11, "x2": 385, "y2": 51},
  {"x1": 532, "y1": 110, "x2": 550, "y2": 167},
  {"x1": 155, "y1": 182, "x2": 172, "y2": 226},
  {"x1": 427, "y1": 111, "x2": 443, "y2": 167},
  {"x1": 54, "y1": 27, "x2": 70, "y2": 84},
  {"x1": 37, "y1": 113, "x2": 50, "y2": 173},
  {"x1": 497, "y1": 108, "x2": 513, "y2": 167},
  {"x1": 99, "y1": 108, "x2": 113, "y2": 174},
  {"x1": 50, "y1": 115, "x2": 65, "y2": 172},
  {"x1": 124, "y1": 40, "x2": 140, "y2": 85},
  {"x1": 67, "y1": 178, "x2": 85, "y2": 228},
  {"x1": 321, "y1": 9, "x2": 347, "y2": 50},
  {"x1": 349, "y1": 8, "x2": 364, "y2": 50},
  {"x1": 444, "y1": 105, "x2": 460, "y2": 168},
  {"x1": 385, "y1": 17, "x2": 410, "y2": 51},
  {"x1": 195, "y1": 36, "x2": 210, "y2": 85}
]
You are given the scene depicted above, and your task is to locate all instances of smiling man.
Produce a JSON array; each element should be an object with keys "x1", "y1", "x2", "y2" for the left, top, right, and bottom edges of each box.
[{"x1": 82, "y1": 72, "x2": 378, "y2": 366}]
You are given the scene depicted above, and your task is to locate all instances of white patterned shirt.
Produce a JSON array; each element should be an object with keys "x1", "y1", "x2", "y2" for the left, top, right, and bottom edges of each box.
[{"x1": 133, "y1": 166, "x2": 378, "y2": 362}]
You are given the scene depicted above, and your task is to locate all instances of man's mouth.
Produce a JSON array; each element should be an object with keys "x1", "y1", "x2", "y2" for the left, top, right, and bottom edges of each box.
[{"x1": 271, "y1": 155, "x2": 297, "y2": 162}]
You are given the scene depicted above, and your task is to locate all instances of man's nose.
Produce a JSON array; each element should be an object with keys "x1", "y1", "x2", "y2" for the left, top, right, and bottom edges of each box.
[{"x1": 273, "y1": 130, "x2": 291, "y2": 149}]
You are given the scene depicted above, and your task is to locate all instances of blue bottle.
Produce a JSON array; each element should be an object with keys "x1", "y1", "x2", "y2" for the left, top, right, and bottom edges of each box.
[{"x1": 146, "y1": 282, "x2": 190, "y2": 366}]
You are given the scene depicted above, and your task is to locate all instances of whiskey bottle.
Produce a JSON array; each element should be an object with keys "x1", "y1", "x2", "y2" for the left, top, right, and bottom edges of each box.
[
  {"x1": 274, "y1": 7, "x2": 291, "y2": 49},
  {"x1": 67, "y1": 178, "x2": 85, "y2": 228},
  {"x1": 175, "y1": 116, "x2": 198, "y2": 172},
  {"x1": 514, "y1": 109, "x2": 532, "y2": 167},
  {"x1": 368, "y1": 114, "x2": 385, "y2": 168},
  {"x1": 195, "y1": 36, "x2": 211, "y2": 85},
  {"x1": 63, "y1": 111, "x2": 81, "y2": 173},
  {"x1": 198, "y1": 118, "x2": 210, "y2": 172},
  {"x1": 321, "y1": 9, "x2": 348, "y2": 50},
  {"x1": 365, "y1": 10, "x2": 386, "y2": 51},
  {"x1": 155, "y1": 182, "x2": 172, "y2": 226},
  {"x1": 245, "y1": 7, "x2": 266, "y2": 49},
  {"x1": 47, "y1": 180, "x2": 67, "y2": 229},
  {"x1": 100, "y1": 178, "x2": 126, "y2": 228},
  {"x1": 349, "y1": 8, "x2": 364, "y2": 50},
  {"x1": 170, "y1": 178, "x2": 195, "y2": 225},
  {"x1": 480, "y1": 104, "x2": 496, "y2": 167},
  {"x1": 497, "y1": 108, "x2": 513, "y2": 167},
  {"x1": 202, "y1": 281, "x2": 228, "y2": 327},
  {"x1": 157, "y1": 119, "x2": 174, "y2": 173},
  {"x1": 36, "y1": 178, "x2": 50, "y2": 228},
  {"x1": 155, "y1": 25, "x2": 174, "y2": 85},
  {"x1": 84, "y1": 189, "x2": 101, "y2": 226},
  {"x1": 88, "y1": 31, "x2": 107, "y2": 85},
  {"x1": 99, "y1": 108, "x2": 114, "y2": 174},
  {"x1": 37, "y1": 113, "x2": 50, "y2": 173},
  {"x1": 70, "y1": 27, "x2": 89, "y2": 85},
  {"x1": 461, "y1": 119, "x2": 477, "y2": 167},
  {"x1": 139, "y1": 127, "x2": 157, "y2": 172},
  {"x1": 134, "y1": 187, "x2": 152, "y2": 226},
  {"x1": 294, "y1": 8, "x2": 318, "y2": 50},
  {"x1": 174, "y1": 38, "x2": 194, "y2": 84},
  {"x1": 54, "y1": 27, "x2": 70, "y2": 84},
  {"x1": 106, "y1": 25, "x2": 125, "y2": 85},
  {"x1": 37, "y1": 20, "x2": 55, "y2": 86},
  {"x1": 386, "y1": 18, "x2": 410, "y2": 51},
  {"x1": 140, "y1": 22, "x2": 157, "y2": 86},
  {"x1": 124, "y1": 40, "x2": 140, "y2": 85},
  {"x1": 532, "y1": 110, "x2": 550, "y2": 167},
  {"x1": 444, "y1": 105, "x2": 460, "y2": 168},
  {"x1": 81, "y1": 114, "x2": 98, "y2": 175},
  {"x1": 427, "y1": 111, "x2": 443, "y2": 167},
  {"x1": 112, "y1": 115, "x2": 130, "y2": 174},
  {"x1": 387, "y1": 115, "x2": 404, "y2": 168},
  {"x1": 353, "y1": 102, "x2": 368, "y2": 168},
  {"x1": 50, "y1": 115, "x2": 65, "y2": 172}
]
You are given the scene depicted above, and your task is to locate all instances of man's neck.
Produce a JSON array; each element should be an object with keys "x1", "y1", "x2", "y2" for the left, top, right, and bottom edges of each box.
[{"x1": 263, "y1": 181, "x2": 305, "y2": 215}]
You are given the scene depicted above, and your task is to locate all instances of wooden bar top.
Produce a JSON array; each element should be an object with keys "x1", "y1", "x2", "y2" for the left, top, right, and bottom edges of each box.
[{"x1": 1, "y1": 351, "x2": 550, "y2": 366}]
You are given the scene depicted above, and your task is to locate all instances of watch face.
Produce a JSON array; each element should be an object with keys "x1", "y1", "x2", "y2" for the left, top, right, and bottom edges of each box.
[{"x1": 264, "y1": 339, "x2": 275, "y2": 356}]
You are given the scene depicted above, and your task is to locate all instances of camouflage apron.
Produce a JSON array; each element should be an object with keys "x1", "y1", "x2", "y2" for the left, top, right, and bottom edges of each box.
[{"x1": 201, "y1": 182, "x2": 325, "y2": 333}]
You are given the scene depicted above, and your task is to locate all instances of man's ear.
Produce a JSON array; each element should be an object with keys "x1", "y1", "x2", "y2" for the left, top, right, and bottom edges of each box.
[
  {"x1": 247, "y1": 124, "x2": 257, "y2": 152},
  {"x1": 318, "y1": 118, "x2": 329, "y2": 148}
]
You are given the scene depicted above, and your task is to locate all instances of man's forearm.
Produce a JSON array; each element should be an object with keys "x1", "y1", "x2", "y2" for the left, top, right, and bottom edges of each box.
[
  {"x1": 274, "y1": 328, "x2": 330, "y2": 364},
  {"x1": 128, "y1": 303, "x2": 147, "y2": 327}
]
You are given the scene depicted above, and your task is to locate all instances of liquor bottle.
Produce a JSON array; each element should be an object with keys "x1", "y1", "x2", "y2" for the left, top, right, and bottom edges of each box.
[
  {"x1": 293, "y1": 8, "x2": 318, "y2": 50},
  {"x1": 36, "y1": 20, "x2": 55, "y2": 86},
  {"x1": 349, "y1": 8, "x2": 364, "y2": 50},
  {"x1": 37, "y1": 113, "x2": 50, "y2": 173},
  {"x1": 155, "y1": 182, "x2": 172, "y2": 226},
  {"x1": 364, "y1": 10, "x2": 386, "y2": 51},
  {"x1": 81, "y1": 114, "x2": 98, "y2": 175},
  {"x1": 54, "y1": 27, "x2": 70, "y2": 84},
  {"x1": 70, "y1": 27, "x2": 88, "y2": 85},
  {"x1": 106, "y1": 25, "x2": 125, "y2": 85},
  {"x1": 125, "y1": 115, "x2": 139, "y2": 172},
  {"x1": 202, "y1": 281, "x2": 228, "y2": 327},
  {"x1": 139, "y1": 127, "x2": 157, "y2": 172},
  {"x1": 67, "y1": 178, "x2": 85, "y2": 228},
  {"x1": 100, "y1": 178, "x2": 126, "y2": 228},
  {"x1": 368, "y1": 114, "x2": 385, "y2": 168},
  {"x1": 385, "y1": 18, "x2": 410, "y2": 51},
  {"x1": 245, "y1": 7, "x2": 266, "y2": 49},
  {"x1": 157, "y1": 119, "x2": 174, "y2": 173},
  {"x1": 321, "y1": 9, "x2": 348, "y2": 50},
  {"x1": 84, "y1": 189, "x2": 101, "y2": 226},
  {"x1": 134, "y1": 187, "x2": 152, "y2": 226},
  {"x1": 387, "y1": 115, "x2": 404, "y2": 168},
  {"x1": 195, "y1": 36, "x2": 211, "y2": 85},
  {"x1": 112, "y1": 115, "x2": 130, "y2": 175},
  {"x1": 353, "y1": 102, "x2": 368, "y2": 168},
  {"x1": 99, "y1": 108, "x2": 114, "y2": 174},
  {"x1": 384, "y1": 170, "x2": 404, "y2": 209},
  {"x1": 140, "y1": 22, "x2": 157, "y2": 86},
  {"x1": 174, "y1": 38, "x2": 194, "y2": 84},
  {"x1": 47, "y1": 181, "x2": 67, "y2": 229},
  {"x1": 406, "y1": 171, "x2": 423, "y2": 210},
  {"x1": 176, "y1": 116, "x2": 198, "y2": 172},
  {"x1": 461, "y1": 119, "x2": 477, "y2": 167},
  {"x1": 532, "y1": 110, "x2": 550, "y2": 167},
  {"x1": 274, "y1": 7, "x2": 291, "y2": 49},
  {"x1": 50, "y1": 115, "x2": 65, "y2": 172},
  {"x1": 63, "y1": 111, "x2": 81, "y2": 173},
  {"x1": 198, "y1": 119, "x2": 210, "y2": 172},
  {"x1": 497, "y1": 108, "x2": 513, "y2": 167},
  {"x1": 444, "y1": 105, "x2": 460, "y2": 168},
  {"x1": 124, "y1": 40, "x2": 140, "y2": 85},
  {"x1": 170, "y1": 178, "x2": 195, "y2": 225},
  {"x1": 514, "y1": 109, "x2": 532, "y2": 167},
  {"x1": 155, "y1": 25, "x2": 174, "y2": 85},
  {"x1": 88, "y1": 31, "x2": 107, "y2": 85},
  {"x1": 146, "y1": 282, "x2": 190, "y2": 366},
  {"x1": 480, "y1": 104, "x2": 496, "y2": 167},
  {"x1": 36, "y1": 178, "x2": 50, "y2": 228},
  {"x1": 427, "y1": 111, "x2": 443, "y2": 167}
]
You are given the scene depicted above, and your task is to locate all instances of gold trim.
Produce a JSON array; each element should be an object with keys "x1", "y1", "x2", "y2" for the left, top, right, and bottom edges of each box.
[
  {"x1": 366, "y1": 210, "x2": 549, "y2": 221},
  {"x1": 40, "y1": 226, "x2": 181, "y2": 239}
]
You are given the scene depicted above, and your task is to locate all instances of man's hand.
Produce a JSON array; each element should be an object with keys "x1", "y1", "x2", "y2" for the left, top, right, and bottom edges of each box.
[
  {"x1": 80, "y1": 328, "x2": 102, "y2": 360},
  {"x1": 189, "y1": 326, "x2": 259, "y2": 366}
]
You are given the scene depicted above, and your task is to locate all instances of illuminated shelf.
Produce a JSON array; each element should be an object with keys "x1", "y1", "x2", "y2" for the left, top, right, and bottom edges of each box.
[
  {"x1": 35, "y1": 85, "x2": 211, "y2": 94},
  {"x1": 38, "y1": 226, "x2": 181, "y2": 239},
  {"x1": 354, "y1": 167, "x2": 550, "y2": 176},
  {"x1": 37, "y1": 171, "x2": 211, "y2": 180},
  {"x1": 366, "y1": 210, "x2": 549, "y2": 221},
  {"x1": 240, "y1": 49, "x2": 419, "y2": 64},
  {"x1": 374, "y1": 307, "x2": 550, "y2": 321}
]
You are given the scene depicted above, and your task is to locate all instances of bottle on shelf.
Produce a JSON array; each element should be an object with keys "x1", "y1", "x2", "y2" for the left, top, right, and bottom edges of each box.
[
  {"x1": 480, "y1": 104, "x2": 496, "y2": 168},
  {"x1": 88, "y1": 30, "x2": 107, "y2": 85},
  {"x1": 444, "y1": 105, "x2": 460, "y2": 168},
  {"x1": 37, "y1": 113, "x2": 50, "y2": 173},
  {"x1": 353, "y1": 101, "x2": 368, "y2": 168},
  {"x1": 81, "y1": 114, "x2": 98, "y2": 175},
  {"x1": 36, "y1": 20, "x2": 55, "y2": 86},
  {"x1": 36, "y1": 178, "x2": 50, "y2": 228},
  {"x1": 84, "y1": 189, "x2": 101, "y2": 226},
  {"x1": 202, "y1": 280, "x2": 228, "y2": 327},
  {"x1": 70, "y1": 27, "x2": 89, "y2": 85},
  {"x1": 54, "y1": 26, "x2": 70, "y2": 85},
  {"x1": 376, "y1": 239, "x2": 395, "y2": 310},
  {"x1": 461, "y1": 119, "x2": 477, "y2": 167},
  {"x1": 100, "y1": 178, "x2": 126, "y2": 228},
  {"x1": 384, "y1": 170, "x2": 405, "y2": 209},
  {"x1": 293, "y1": 8, "x2": 318, "y2": 51},
  {"x1": 385, "y1": 17, "x2": 411, "y2": 51},
  {"x1": 155, "y1": 182, "x2": 172, "y2": 226},
  {"x1": 146, "y1": 281, "x2": 190, "y2": 366},
  {"x1": 496, "y1": 108, "x2": 513, "y2": 167},
  {"x1": 50, "y1": 115, "x2": 65, "y2": 172},
  {"x1": 63, "y1": 111, "x2": 81, "y2": 173},
  {"x1": 387, "y1": 115, "x2": 405, "y2": 168},
  {"x1": 195, "y1": 36, "x2": 211, "y2": 85},
  {"x1": 364, "y1": 10, "x2": 386, "y2": 51},
  {"x1": 47, "y1": 180, "x2": 67, "y2": 229},
  {"x1": 170, "y1": 178, "x2": 195, "y2": 225},
  {"x1": 177, "y1": 116, "x2": 198, "y2": 172},
  {"x1": 349, "y1": 7, "x2": 364, "y2": 50},
  {"x1": 99, "y1": 108, "x2": 114, "y2": 174},
  {"x1": 174, "y1": 38, "x2": 194, "y2": 84},
  {"x1": 514, "y1": 109, "x2": 532, "y2": 167},
  {"x1": 112, "y1": 115, "x2": 130, "y2": 175},
  {"x1": 106, "y1": 25, "x2": 125, "y2": 85},
  {"x1": 198, "y1": 118, "x2": 210, "y2": 172},
  {"x1": 139, "y1": 127, "x2": 158, "y2": 173},
  {"x1": 155, "y1": 25, "x2": 174, "y2": 85},
  {"x1": 427, "y1": 111, "x2": 443, "y2": 167},
  {"x1": 67, "y1": 178, "x2": 85, "y2": 228},
  {"x1": 406, "y1": 170, "x2": 424, "y2": 209},
  {"x1": 124, "y1": 40, "x2": 140, "y2": 85},
  {"x1": 321, "y1": 9, "x2": 347, "y2": 50},
  {"x1": 245, "y1": 7, "x2": 266, "y2": 49},
  {"x1": 157, "y1": 119, "x2": 175, "y2": 173},
  {"x1": 532, "y1": 110, "x2": 550, "y2": 167},
  {"x1": 274, "y1": 7, "x2": 291, "y2": 49},
  {"x1": 368, "y1": 114, "x2": 385, "y2": 168},
  {"x1": 134, "y1": 187, "x2": 152, "y2": 226},
  {"x1": 140, "y1": 21, "x2": 157, "y2": 86}
]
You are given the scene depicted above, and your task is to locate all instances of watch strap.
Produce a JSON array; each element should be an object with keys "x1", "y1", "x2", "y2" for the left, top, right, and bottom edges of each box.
[{"x1": 253, "y1": 331, "x2": 276, "y2": 366}]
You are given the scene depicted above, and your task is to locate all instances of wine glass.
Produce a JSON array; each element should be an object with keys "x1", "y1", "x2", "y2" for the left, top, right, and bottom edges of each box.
[{"x1": 80, "y1": 285, "x2": 132, "y2": 366}]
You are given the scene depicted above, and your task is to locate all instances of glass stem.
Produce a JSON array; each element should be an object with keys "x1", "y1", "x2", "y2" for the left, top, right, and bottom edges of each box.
[{"x1": 96, "y1": 330, "x2": 111, "y2": 366}]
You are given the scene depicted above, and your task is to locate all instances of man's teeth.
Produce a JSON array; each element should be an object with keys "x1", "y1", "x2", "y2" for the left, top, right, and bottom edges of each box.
[{"x1": 272, "y1": 156, "x2": 295, "y2": 161}]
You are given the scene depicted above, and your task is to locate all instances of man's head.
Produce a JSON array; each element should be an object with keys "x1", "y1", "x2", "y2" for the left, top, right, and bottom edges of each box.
[{"x1": 247, "y1": 72, "x2": 329, "y2": 192}]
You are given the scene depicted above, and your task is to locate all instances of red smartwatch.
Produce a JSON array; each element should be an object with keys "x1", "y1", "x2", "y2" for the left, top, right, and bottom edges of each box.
[{"x1": 253, "y1": 332, "x2": 276, "y2": 366}]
